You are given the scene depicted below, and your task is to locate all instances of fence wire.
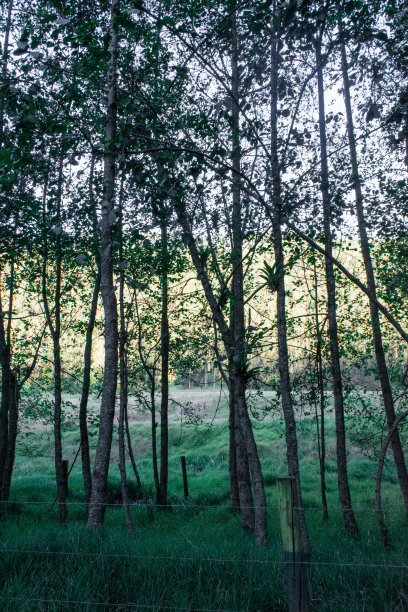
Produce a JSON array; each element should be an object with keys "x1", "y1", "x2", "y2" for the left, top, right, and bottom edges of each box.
[
  {"x1": 0, "y1": 596, "x2": 239, "y2": 611},
  {"x1": 0, "y1": 499, "x2": 403, "y2": 511},
  {"x1": 0, "y1": 548, "x2": 407, "y2": 569}
]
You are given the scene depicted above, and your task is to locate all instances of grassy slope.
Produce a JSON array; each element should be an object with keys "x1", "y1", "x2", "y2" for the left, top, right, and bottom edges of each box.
[{"x1": 1, "y1": 401, "x2": 407, "y2": 611}]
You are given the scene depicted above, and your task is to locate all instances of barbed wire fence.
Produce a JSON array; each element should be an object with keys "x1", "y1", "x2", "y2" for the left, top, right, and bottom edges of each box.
[{"x1": 0, "y1": 499, "x2": 407, "y2": 611}]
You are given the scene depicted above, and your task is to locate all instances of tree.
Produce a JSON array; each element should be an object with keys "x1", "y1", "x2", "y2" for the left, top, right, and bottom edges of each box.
[{"x1": 87, "y1": 0, "x2": 120, "y2": 531}]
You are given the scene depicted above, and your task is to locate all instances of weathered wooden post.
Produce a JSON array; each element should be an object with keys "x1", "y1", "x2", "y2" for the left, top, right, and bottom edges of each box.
[
  {"x1": 277, "y1": 477, "x2": 310, "y2": 612},
  {"x1": 180, "y1": 456, "x2": 189, "y2": 498},
  {"x1": 62, "y1": 459, "x2": 69, "y2": 498}
]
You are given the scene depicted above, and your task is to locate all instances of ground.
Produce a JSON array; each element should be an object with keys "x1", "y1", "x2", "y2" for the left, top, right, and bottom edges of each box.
[{"x1": 0, "y1": 388, "x2": 407, "y2": 611}]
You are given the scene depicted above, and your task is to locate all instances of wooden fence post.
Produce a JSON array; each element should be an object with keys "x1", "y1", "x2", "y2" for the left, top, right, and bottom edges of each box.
[
  {"x1": 62, "y1": 459, "x2": 69, "y2": 498},
  {"x1": 180, "y1": 456, "x2": 189, "y2": 498},
  {"x1": 276, "y1": 477, "x2": 310, "y2": 612}
]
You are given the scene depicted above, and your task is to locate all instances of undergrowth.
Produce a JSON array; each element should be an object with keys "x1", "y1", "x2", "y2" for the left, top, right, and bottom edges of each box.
[{"x1": 1, "y1": 416, "x2": 407, "y2": 611}]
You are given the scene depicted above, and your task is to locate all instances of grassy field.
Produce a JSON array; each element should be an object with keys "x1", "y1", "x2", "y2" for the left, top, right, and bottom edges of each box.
[{"x1": 1, "y1": 390, "x2": 407, "y2": 611}]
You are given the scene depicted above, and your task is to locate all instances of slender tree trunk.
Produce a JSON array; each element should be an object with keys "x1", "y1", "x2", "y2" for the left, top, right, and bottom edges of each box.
[
  {"x1": 79, "y1": 274, "x2": 100, "y2": 510},
  {"x1": 158, "y1": 221, "x2": 169, "y2": 506},
  {"x1": 0, "y1": 0, "x2": 13, "y2": 143},
  {"x1": 41, "y1": 156, "x2": 66, "y2": 524},
  {"x1": 313, "y1": 260, "x2": 328, "y2": 520},
  {"x1": 124, "y1": 399, "x2": 153, "y2": 517},
  {"x1": 228, "y1": 285, "x2": 251, "y2": 520},
  {"x1": 87, "y1": 0, "x2": 120, "y2": 530},
  {"x1": 0, "y1": 338, "x2": 10, "y2": 504},
  {"x1": 0, "y1": 216, "x2": 17, "y2": 503},
  {"x1": 173, "y1": 179, "x2": 264, "y2": 541},
  {"x1": 315, "y1": 39, "x2": 358, "y2": 536},
  {"x1": 316, "y1": 343, "x2": 328, "y2": 520},
  {"x1": 229, "y1": 363, "x2": 254, "y2": 529},
  {"x1": 53, "y1": 153, "x2": 66, "y2": 524},
  {"x1": 135, "y1": 293, "x2": 159, "y2": 499},
  {"x1": 2, "y1": 367, "x2": 18, "y2": 501},
  {"x1": 340, "y1": 36, "x2": 408, "y2": 515},
  {"x1": 215, "y1": 324, "x2": 242, "y2": 514},
  {"x1": 228, "y1": 384, "x2": 240, "y2": 513},
  {"x1": 117, "y1": 173, "x2": 134, "y2": 533},
  {"x1": 151, "y1": 373, "x2": 160, "y2": 498},
  {"x1": 118, "y1": 288, "x2": 133, "y2": 532},
  {"x1": 118, "y1": 347, "x2": 133, "y2": 532},
  {"x1": 270, "y1": 15, "x2": 310, "y2": 552},
  {"x1": 79, "y1": 153, "x2": 100, "y2": 510},
  {"x1": 231, "y1": 6, "x2": 266, "y2": 545}
]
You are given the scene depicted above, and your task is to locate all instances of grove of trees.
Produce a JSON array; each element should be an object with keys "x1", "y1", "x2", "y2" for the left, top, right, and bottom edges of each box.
[{"x1": 0, "y1": 0, "x2": 407, "y2": 561}]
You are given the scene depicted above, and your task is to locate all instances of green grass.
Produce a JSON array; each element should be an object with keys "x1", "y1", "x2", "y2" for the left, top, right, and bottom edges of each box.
[{"x1": 1, "y1": 414, "x2": 408, "y2": 611}]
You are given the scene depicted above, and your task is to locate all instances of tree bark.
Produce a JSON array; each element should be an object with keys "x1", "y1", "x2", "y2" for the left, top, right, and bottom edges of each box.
[
  {"x1": 124, "y1": 398, "x2": 153, "y2": 518},
  {"x1": 0, "y1": 0, "x2": 13, "y2": 143},
  {"x1": 313, "y1": 259, "x2": 328, "y2": 520},
  {"x1": 134, "y1": 293, "x2": 160, "y2": 498},
  {"x1": 228, "y1": 376, "x2": 241, "y2": 514},
  {"x1": 270, "y1": 13, "x2": 310, "y2": 552},
  {"x1": 315, "y1": 39, "x2": 358, "y2": 537},
  {"x1": 229, "y1": 364, "x2": 254, "y2": 529},
  {"x1": 118, "y1": 172, "x2": 134, "y2": 533},
  {"x1": 230, "y1": 5, "x2": 266, "y2": 545},
  {"x1": 340, "y1": 35, "x2": 408, "y2": 515},
  {"x1": 174, "y1": 189, "x2": 267, "y2": 542},
  {"x1": 119, "y1": 282, "x2": 134, "y2": 532},
  {"x1": 158, "y1": 221, "x2": 169, "y2": 506},
  {"x1": 87, "y1": 0, "x2": 120, "y2": 530},
  {"x1": 80, "y1": 152, "x2": 100, "y2": 511},
  {"x1": 151, "y1": 372, "x2": 160, "y2": 498},
  {"x1": 0, "y1": 302, "x2": 10, "y2": 504},
  {"x1": 2, "y1": 367, "x2": 18, "y2": 502},
  {"x1": 42, "y1": 155, "x2": 67, "y2": 524},
  {"x1": 53, "y1": 154, "x2": 66, "y2": 524},
  {"x1": 0, "y1": 216, "x2": 16, "y2": 503},
  {"x1": 79, "y1": 274, "x2": 100, "y2": 511}
]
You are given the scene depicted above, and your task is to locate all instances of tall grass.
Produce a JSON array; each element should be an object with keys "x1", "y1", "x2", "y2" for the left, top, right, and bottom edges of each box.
[{"x1": 1, "y1": 416, "x2": 407, "y2": 611}]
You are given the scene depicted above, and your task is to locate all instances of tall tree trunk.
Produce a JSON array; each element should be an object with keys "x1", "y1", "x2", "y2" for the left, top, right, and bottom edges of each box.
[
  {"x1": 313, "y1": 259, "x2": 328, "y2": 520},
  {"x1": 173, "y1": 188, "x2": 265, "y2": 542},
  {"x1": 135, "y1": 293, "x2": 160, "y2": 498},
  {"x1": 53, "y1": 153, "x2": 66, "y2": 524},
  {"x1": 0, "y1": 0, "x2": 13, "y2": 143},
  {"x1": 0, "y1": 275, "x2": 10, "y2": 503},
  {"x1": 79, "y1": 274, "x2": 100, "y2": 510},
  {"x1": 80, "y1": 153, "x2": 100, "y2": 511},
  {"x1": 2, "y1": 367, "x2": 18, "y2": 502},
  {"x1": 340, "y1": 35, "x2": 408, "y2": 514},
  {"x1": 158, "y1": 221, "x2": 169, "y2": 506},
  {"x1": 118, "y1": 246, "x2": 134, "y2": 530},
  {"x1": 227, "y1": 287, "x2": 251, "y2": 519},
  {"x1": 87, "y1": 0, "x2": 120, "y2": 530},
  {"x1": 118, "y1": 172, "x2": 134, "y2": 532},
  {"x1": 216, "y1": 324, "x2": 242, "y2": 514},
  {"x1": 124, "y1": 399, "x2": 153, "y2": 518},
  {"x1": 231, "y1": 6, "x2": 266, "y2": 545},
  {"x1": 148, "y1": 369, "x2": 159, "y2": 498},
  {"x1": 228, "y1": 382, "x2": 241, "y2": 514},
  {"x1": 118, "y1": 344, "x2": 133, "y2": 532},
  {"x1": 315, "y1": 39, "x2": 358, "y2": 537},
  {"x1": 229, "y1": 363, "x2": 254, "y2": 530},
  {"x1": 270, "y1": 13, "x2": 310, "y2": 552},
  {"x1": 0, "y1": 215, "x2": 17, "y2": 503},
  {"x1": 41, "y1": 157, "x2": 66, "y2": 524}
]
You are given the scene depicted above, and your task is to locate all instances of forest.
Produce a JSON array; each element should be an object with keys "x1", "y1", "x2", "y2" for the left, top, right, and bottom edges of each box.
[{"x1": 0, "y1": 0, "x2": 408, "y2": 610}]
